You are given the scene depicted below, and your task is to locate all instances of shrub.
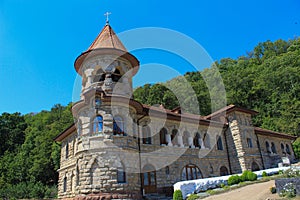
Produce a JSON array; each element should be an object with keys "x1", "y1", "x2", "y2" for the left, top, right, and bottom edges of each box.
[
  {"x1": 262, "y1": 171, "x2": 268, "y2": 177},
  {"x1": 228, "y1": 175, "x2": 240, "y2": 185},
  {"x1": 220, "y1": 183, "x2": 225, "y2": 188},
  {"x1": 187, "y1": 194, "x2": 199, "y2": 200},
  {"x1": 173, "y1": 190, "x2": 183, "y2": 200},
  {"x1": 247, "y1": 172, "x2": 257, "y2": 181},
  {"x1": 240, "y1": 170, "x2": 257, "y2": 182},
  {"x1": 270, "y1": 186, "x2": 276, "y2": 194}
]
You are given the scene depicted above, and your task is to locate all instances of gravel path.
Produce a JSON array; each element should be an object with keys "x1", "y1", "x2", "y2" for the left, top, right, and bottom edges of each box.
[{"x1": 203, "y1": 180, "x2": 288, "y2": 200}]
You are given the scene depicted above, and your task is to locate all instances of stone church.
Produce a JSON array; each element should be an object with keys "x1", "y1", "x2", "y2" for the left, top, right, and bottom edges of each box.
[{"x1": 54, "y1": 21, "x2": 296, "y2": 199}]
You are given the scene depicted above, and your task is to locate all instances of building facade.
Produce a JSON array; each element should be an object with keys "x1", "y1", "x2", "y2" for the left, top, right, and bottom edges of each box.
[{"x1": 54, "y1": 23, "x2": 296, "y2": 199}]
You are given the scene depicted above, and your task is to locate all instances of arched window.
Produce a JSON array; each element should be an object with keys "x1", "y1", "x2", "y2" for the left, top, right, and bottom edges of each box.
[
  {"x1": 286, "y1": 144, "x2": 291, "y2": 155},
  {"x1": 113, "y1": 116, "x2": 125, "y2": 135},
  {"x1": 63, "y1": 177, "x2": 67, "y2": 192},
  {"x1": 171, "y1": 129, "x2": 178, "y2": 146},
  {"x1": 65, "y1": 142, "x2": 69, "y2": 159},
  {"x1": 160, "y1": 128, "x2": 168, "y2": 145},
  {"x1": 194, "y1": 132, "x2": 200, "y2": 148},
  {"x1": 271, "y1": 142, "x2": 277, "y2": 154},
  {"x1": 117, "y1": 163, "x2": 126, "y2": 183},
  {"x1": 181, "y1": 164, "x2": 202, "y2": 181},
  {"x1": 251, "y1": 161, "x2": 260, "y2": 171},
  {"x1": 112, "y1": 69, "x2": 122, "y2": 82},
  {"x1": 93, "y1": 69, "x2": 105, "y2": 82},
  {"x1": 217, "y1": 136, "x2": 223, "y2": 150},
  {"x1": 142, "y1": 125, "x2": 151, "y2": 144},
  {"x1": 93, "y1": 115, "x2": 103, "y2": 133},
  {"x1": 266, "y1": 141, "x2": 271, "y2": 153},
  {"x1": 220, "y1": 166, "x2": 229, "y2": 176},
  {"x1": 281, "y1": 143, "x2": 285, "y2": 154}
]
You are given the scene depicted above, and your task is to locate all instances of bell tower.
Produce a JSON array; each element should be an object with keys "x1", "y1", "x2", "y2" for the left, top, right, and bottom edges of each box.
[
  {"x1": 66, "y1": 20, "x2": 142, "y2": 199},
  {"x1": 74, "y1": 23, "x2": 139, "y2": 97}
]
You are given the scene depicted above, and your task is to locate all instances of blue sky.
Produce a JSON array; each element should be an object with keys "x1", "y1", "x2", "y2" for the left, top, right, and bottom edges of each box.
[{"x1": 0, "y1": 0, "x2": 299, "y2": 114}]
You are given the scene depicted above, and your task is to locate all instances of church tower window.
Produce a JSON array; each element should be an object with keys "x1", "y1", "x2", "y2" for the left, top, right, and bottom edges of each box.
[
  {"x1": 93, "y1": 115, "x2": 103, "y2": 133},
  {"x1": 113, "y1": 116, "x2": 125, "y2": 135}
]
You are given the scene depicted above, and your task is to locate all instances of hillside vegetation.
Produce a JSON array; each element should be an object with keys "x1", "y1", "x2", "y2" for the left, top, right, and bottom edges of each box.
[
  {"x1": 134, "y1": 38, "x2": 300, "y2": 136},
  {"x1": 0, "y1": 38, "x2": 299, "y2": 199}
]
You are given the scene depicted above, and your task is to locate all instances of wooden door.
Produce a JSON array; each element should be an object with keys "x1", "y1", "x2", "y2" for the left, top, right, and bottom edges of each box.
[{"x1": 142, "y1": 171, "x2": 157, "y2": 194}]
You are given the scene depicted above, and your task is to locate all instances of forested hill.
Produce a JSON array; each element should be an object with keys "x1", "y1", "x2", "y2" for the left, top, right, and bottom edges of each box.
[
  {"x1": 0, "y1": 38, "x2": 299, "y2": 199},
  {"x1": 134, "y1": 38, "x2": 300, "y2": 137},
  {"x1": 0, "y1": 104, "x2": 73, "y2": 198}
]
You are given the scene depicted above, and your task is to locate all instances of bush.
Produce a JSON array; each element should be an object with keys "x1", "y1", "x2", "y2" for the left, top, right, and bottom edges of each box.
[
  {"x1": 262, "y1": 171, "x2": 268, "y2": 177},
  {"x1": 228, "y1": 175, "x2": 241, "y2": 185},
  {"x1": 187, "y1": 194, "x2": 199, "y2": 200},
  {"x1": 247, "y1": 172, "x2": 257, "y2": 181},
  {"x1": 173, "y1": 190, "x2": 183, "y2": 200},
  {"x1": 220, "y1": 183, "x2": 225, "y2": 188},
  {"x1": 240, "y1": 170, "x2": 257, "y2": 182},
  {"x1": 270, "y1": 186, "x2": 276, "y2": 194}
]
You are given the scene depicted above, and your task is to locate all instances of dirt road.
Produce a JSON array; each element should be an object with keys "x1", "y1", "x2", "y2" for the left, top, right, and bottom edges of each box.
[{"x1": 203, "y1": 180, "x2": 292, "y2": 200}]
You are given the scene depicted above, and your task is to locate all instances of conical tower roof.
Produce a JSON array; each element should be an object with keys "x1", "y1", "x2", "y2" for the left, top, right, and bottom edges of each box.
[
  {"x1": 87, "y1": 24, "x2": 127, "y2": 51},
  {"x1": 74, "y1": 23, "x2": 139, "y2": 75}
]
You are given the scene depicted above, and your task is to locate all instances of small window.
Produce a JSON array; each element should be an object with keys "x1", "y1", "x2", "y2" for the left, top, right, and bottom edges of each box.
[
  {"x1": 160, "y1": 128, "x2": 168, "y2": 145},
  {"x1": 271, "y1": 142, "x2": 277, "y2": 154},
  {"x1": 217, "y1": 136, "x2": 223, "y2": 150},
  {"x1": 286, "y1": 144, "x2": 291, "y2": 155},
  {"x1": 117, "y1": 168, "x2": 126, "y2": 183},
  {"x1": 142, "y1": 125, "x2": 151, "y2": 144},
  {"x1": 113, "y1": 116, "x2": 125, "y2": 135},
  {"x1": 65, "y1": 142, "x2": 69, "y2": 159},
  {"x1": 281, "y1": 143, "x2": 285, "y2": 154},
  {"x1": 93, "y1": 115, "x2": 103, "y2": 133},
  {"x1": 165, "y1": 166, "x2": 170, "y2": 175},
  {"x1": 63, "y1": 177, "x2": 67, "y2": 192},
  {"x1": 247, "y1": 138, "x2": 253, "y2": 148},
  {"x1": 194, "y1": 132, "x2": 201, "y2": 148},
  {"x1": 266, "y1": 141, "x2": 271, "y2": 153}
]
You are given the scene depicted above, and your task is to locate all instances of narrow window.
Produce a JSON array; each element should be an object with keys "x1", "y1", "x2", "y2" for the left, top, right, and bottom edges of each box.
[
  {"x1": 65, "y1": 142, "x2": 69, "y2": 159},
  {"x1": 113, "y1": 116, "x2": 125, "y2": 135},
  {"x1": 217, "y1": 136, "x2": 223, "y2": 150},
  {"x1": 117, "y1": 164, "x2": 126, "y2": 183},
  {"x1": 286, "y1": 144, "x2": 291, "y2": 155},
  {"x1": 165, "y1": 166, "x2": 170, "y2": 175},
  {"x1": 281, "y1": 143, "x2": 285, "y2": 154},
  {"x1": 271, "y1": 142, "x2": 277, "y2": 153},
  {"x1": 247, "y1": 138, "x2": 253, "y2": 148},
  {"x1": 266, "y1": 141, "x2": 271, "y2": 153},
  {"x1": 160, "y1": 128, "x2": 168, "y2": 145},
  {"x1": 63, "y1": 177, "x2": 67, "y2": 192},
  {"x1": 194, "y1": 133, "x2": 200, "y2": 148},
  {"x1": 93, "y1": 115, "x2": 103, "y2": 133}
]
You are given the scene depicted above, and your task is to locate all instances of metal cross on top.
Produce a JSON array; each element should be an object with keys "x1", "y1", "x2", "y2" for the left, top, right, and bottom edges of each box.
[{"x1": 104, "y1": 12, "x2": 112, "y2": 24}]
